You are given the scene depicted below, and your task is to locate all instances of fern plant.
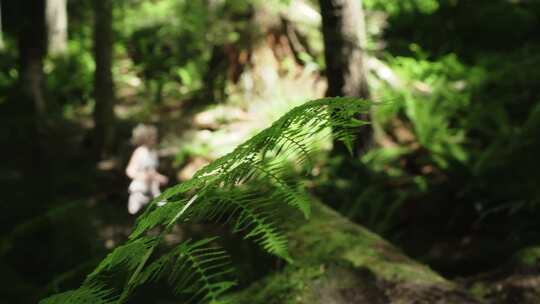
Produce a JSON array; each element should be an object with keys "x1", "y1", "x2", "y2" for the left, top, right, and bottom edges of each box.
[{"x1": 40, "y1": 97, "x2": 372, "y2": 304}]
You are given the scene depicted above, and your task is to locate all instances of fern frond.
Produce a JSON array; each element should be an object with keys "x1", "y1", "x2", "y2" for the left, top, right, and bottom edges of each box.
[
  {"x1": 250, "y1": 162, "x2": 311, "y2": 218},
  {"x1": 39, "y1": 282, "x2": 115, "y2": 304},
  {"x1": 192, "y1": 97, "x2": 370, "y2": 181},
  {"x1": 277, "y1": 132, "x2": 315, "y2": 166},
  {"x1": 130, "y1": 199, "x2": 188, "y2": 240},
  {"x1": 191, "y1": 188, "x2": 292, "y2": 262},
  {"x1": 135, "y1": 238, "x2": 236, "y2": 303},
  {"x1": 42, "y1": 97, "x2": 372, "y2": 304},
  {"x1": 86, "y1": 236, "x2": 159, "y2": 281}
]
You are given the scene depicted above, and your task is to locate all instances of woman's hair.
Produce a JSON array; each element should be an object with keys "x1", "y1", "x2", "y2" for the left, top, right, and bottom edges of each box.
[{"x1": 131, "y1": 124, "x2": 158, "y2": 146}]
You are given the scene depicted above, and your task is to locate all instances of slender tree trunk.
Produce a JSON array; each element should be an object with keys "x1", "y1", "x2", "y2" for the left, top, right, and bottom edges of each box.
[
  {"x1": 93, "y1": 0, "x2": 116, "y2": 158},
  {"x1": 0, "y1": 1, "x2": 4, "y2": 51},
  {"x1": 18, "y1": 0, "x2": 54, "y2": 199},
  {"x1": 154, "y1": 80, "x2": 164, "y2": 104},
  {"x1": 19, "y1": 0, "x2": 47, "y2": 131},
  {"x1": 319, "y1": 0, "x2": 371, "y2": 156},
  {"x1": 46, "y1": 0, "x2": 68, "y2": 56},
  {"x1": 203, "y1": 44, "x2": 228, "y2": 103}
]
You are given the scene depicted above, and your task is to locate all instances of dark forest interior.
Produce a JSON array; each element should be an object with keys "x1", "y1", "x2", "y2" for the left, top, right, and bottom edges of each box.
[{"x1": 2, "y1": 0, "x2": 540, "y2": 303}]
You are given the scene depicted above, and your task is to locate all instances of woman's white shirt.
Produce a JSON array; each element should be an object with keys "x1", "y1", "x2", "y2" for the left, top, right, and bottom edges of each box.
[{"x1": 128, "y1": 146, "x2": 159, "y2": 194}]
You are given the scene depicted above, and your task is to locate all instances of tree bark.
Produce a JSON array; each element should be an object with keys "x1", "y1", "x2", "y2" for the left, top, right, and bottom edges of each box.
[
  {"x1": 226, "y1": 201, "x2": 481, "y2": 304},
  {"x1": 46, "y1": 0, "x2": 68, "y2": 56},
  {"x1": 319, "y1": 0, "x2": 371, "y2": 155},
  {"x1": 93, "y1": 0, "x2": 116, "y2": 158}
]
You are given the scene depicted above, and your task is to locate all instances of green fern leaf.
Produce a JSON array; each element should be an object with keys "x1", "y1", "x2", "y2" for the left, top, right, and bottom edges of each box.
[
  {"x1": 39, "y1": 283, "x2": 115, "y2": 304},
  {"x1": 41, "y1": 97, "x2": 372, "y2": 304}
]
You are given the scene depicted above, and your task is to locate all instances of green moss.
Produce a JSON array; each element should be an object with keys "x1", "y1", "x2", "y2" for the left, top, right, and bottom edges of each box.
[
  {"x1": 289, "y1": 202, "x2": 446, "y2": 284},
  {"x1": 224, "y1": 265, "x2": 325, "y2": 304},
  {"x1": 225, "y1": 202, "x2": 462, "y2": 303},
  {"x1": 470, "y1": 281, "x2": 490, "y2": 298},
  {"x1": 512, "y1": 246, "x2": 540, "y2": 266}
]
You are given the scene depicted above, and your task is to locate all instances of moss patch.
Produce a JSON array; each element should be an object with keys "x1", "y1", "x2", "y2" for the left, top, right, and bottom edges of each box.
[
  {"x1": 289, "y1": 202, "x2": 447, "y2": 284},
  {"x1": 225, "y1": 201, "x2": 479, "y2": 303},
  {"x1": 512, "y1": 246, "x2": 540, "y2": 266},
  {"x1": 463, "y1": 245, "x2": 540, "y2": 304},
  {"x1": 224, "y1": 265, "x2": 325, "y2": 304}
]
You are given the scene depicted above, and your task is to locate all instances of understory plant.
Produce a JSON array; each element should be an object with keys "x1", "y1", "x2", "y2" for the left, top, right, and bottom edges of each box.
[{"x1": 40, "y1": 97, "x2": 372, "y2": 304}]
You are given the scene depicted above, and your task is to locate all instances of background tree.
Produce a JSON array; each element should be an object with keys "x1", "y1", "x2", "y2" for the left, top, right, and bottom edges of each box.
[
  {"x1": 46, "y1": 0, "x2": 68, "y2": 56},
  {"x1": 93, "y1": 0, "x2": 116, "y2": 158},
  {"x1": 319, "y1": 0, "x2": 371, "y2": 155},
  {"x1": 18, "y1": 0, "x2": 47, "y2": 139},
  {"x1": 0, "y1": 1, "x2": 4, "y2": 51}
]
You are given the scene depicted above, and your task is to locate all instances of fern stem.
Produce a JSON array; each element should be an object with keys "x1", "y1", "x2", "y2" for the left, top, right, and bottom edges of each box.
[{"x1": 168, "y1": 194, "x2": 199, "y2": 227}]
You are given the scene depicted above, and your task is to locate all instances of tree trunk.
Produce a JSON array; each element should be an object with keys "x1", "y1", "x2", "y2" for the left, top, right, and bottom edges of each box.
[
  {"x1": 226, "y1": 201, "x2": 481, "y2": 304},
  {"x1": 203, "y1": 44, "x2": 228, "y2": 104},
  {"x1": 46, "y1": 0, "x2": 68, "y2": 56},
  {"x1": 93, "y1": 0, "x2": 116, "y2": 158},
  {"x1": 319, "y1": 0, "x2": 371, "y2": 156},
  {"x1": 17, "y1": 0, "x2": 54, "y2": 199},
  {"x1": 0, "y1": 1, "x2": 4, "y2": 51},
  {"x1": 19, "y1": 0, "x2": 47, "y2": 134}
]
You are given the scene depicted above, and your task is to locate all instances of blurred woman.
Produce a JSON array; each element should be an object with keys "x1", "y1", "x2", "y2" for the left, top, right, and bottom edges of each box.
[{"x1": 126, "y1": 124, "x2": 168, "y2": 214}]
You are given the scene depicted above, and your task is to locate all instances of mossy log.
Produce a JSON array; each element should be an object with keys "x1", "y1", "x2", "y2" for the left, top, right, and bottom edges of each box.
[{"x1": 226, "y1": 201, "x2": 480, "y2": 304}]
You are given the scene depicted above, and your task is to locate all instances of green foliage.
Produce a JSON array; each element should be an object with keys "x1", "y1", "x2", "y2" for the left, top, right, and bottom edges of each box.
[
  {"x1": 0, "y1": 46, "x2": 18, "y2": 105},
  {"x1": 378, "y1": 0, "x2": 540, "y2": 57},
  {"x1": 119, "y1": 0, "x2": 203, "y2": 100},
  {"x1": 174, "y1": 142, "x2": 212, "y2": 167},
  {"x1": 119, "y1": 0, "x2": 257, "y2": 102},
  {"x1": 40, "y1": 283, "x2": 115, "y2": 304},
  {"x1": 40, "y1": 97, "x2": 371, "y2": 303},
  {"x1": 46, "y1": 40, "x2": 95, "y2": 111},
  {"x1": 374, "y1": 49, "x2": 485, "y2": 168},
  {"x1": 364, "y1": 0, "x2": 440, "y2": 15}
]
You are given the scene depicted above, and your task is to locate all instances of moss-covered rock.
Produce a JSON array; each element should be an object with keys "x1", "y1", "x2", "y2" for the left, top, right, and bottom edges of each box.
[{"x1": 225, "y1": 201, "x2": 480, "y2": 303}]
